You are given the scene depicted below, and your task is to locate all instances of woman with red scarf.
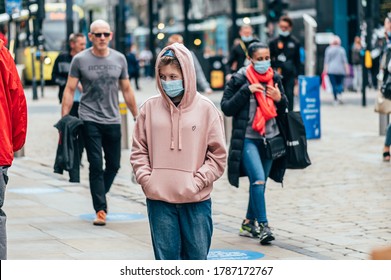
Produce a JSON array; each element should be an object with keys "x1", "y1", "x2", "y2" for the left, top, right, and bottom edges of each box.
[{"x1": 221, "y1": 42, "x2": 288, "y2": 245}]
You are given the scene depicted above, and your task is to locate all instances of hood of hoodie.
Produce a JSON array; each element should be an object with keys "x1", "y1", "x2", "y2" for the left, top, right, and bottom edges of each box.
[{"x1": 155, "y1": 43, "x2": 198, "y2": 110}]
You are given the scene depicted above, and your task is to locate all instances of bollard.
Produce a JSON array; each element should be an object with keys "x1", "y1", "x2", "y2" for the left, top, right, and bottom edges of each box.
[
  {"x1": 119, "y1": 102, "x2": 129, "y2": 149},
  {"x1": 14, "y1": 147, "x2": 25, "y2": 158},
  {"x1": 223, "y1": 115, "x2": 232, "y2": 145},
  {"x1": 379, "y1": 114, "x2": 389, "y2": 136}
]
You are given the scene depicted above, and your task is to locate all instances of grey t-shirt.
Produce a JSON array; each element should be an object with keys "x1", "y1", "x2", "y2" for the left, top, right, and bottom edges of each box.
[{"x1": 69, "y1": 47, "x2": 129, "y2": 124}]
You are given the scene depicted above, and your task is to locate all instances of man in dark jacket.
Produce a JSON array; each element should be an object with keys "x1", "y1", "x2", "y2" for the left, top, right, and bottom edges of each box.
[
  {"x1": 226, "y1": 25, "x2": 259, "y2": 80},
  {"x1": 126, "y1": 45, "x2": 141, "y2": 90},
  {"x1": 0, "y1": 39, "x2": 27, "y2": 259},
  {"x1": 269, "y1": 16, "x2": 301, "y2": 111},
  {"x1": 52, "y1": 33, "x2": 86, "y2": 105}
]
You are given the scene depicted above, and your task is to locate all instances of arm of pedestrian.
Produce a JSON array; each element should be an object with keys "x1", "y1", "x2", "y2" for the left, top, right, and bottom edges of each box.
[
  {"x1": 61, "y1": 76, "x2": 78, "y2": 117},
  {"x1": 345, "y1": 64, "x2": 350, "y2": 76},
  {"x1": 204, "y1": 88, "x2": 213, "y2": 95},
  {"x1": 119, "y1": 78, "x2": 139, "y2": 119},
  {"x1": 77, "y1": 82, "x2": 83, "y2": 92}
]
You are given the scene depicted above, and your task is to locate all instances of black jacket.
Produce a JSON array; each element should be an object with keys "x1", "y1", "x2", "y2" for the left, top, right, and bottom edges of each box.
[
  {"x1": 226, "y1": 38, "x2": 259, "y2": 74},
  {"x1": 52, "y1": 51, "x2": 73, "y2": 102},
  {"x1": 269, "y1": 34, "x2": 301, "y2": 79},
  {"x1": 220, "y1": 67, "x2": 288, "y2": 187},
  {"x1": 53, "y1": 115, "x2": 83, "y2": 182}
]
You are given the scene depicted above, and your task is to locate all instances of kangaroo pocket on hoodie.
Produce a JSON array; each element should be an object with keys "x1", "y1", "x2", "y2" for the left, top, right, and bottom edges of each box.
[{"x1": 143, "y1": 168, "x2": 201, "y2": 203}]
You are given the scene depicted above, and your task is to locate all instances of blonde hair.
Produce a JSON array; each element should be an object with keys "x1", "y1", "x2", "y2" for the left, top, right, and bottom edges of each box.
[{"x1": 330, "y1": 35, "x2": 341, "y2": 46}]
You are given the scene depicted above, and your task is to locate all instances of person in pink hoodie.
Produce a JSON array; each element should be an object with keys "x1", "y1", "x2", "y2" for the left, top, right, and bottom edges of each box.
[{"x1": 130, "y1": 43, "x2": 227, "y2": 260}]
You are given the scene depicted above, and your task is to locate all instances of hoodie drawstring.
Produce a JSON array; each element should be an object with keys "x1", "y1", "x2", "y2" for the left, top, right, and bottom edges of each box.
[
  {"x1": 169, "y1": 104, "x2": 183, "y2": 151},
  {"x1": 170, "y1": 105, "x2": 175, "y2": 150},
  {"x1": 178, "y1": 108, "x2": 182, "y2": 151}
]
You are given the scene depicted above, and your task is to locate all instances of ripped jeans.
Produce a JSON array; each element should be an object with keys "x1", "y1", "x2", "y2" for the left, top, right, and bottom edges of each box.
[{"x1": 242, "y1": 138, "x2": 273, "y2": 224}]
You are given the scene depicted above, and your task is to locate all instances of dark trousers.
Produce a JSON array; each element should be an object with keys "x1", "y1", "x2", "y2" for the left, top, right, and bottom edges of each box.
[
  {"x1": 129, "y1": 77, "x2": 140, "y2": 90},
  {"x1": 83, "y1": 121, "x2": 121, "y2": 213},
  {"x1": 282, "y1": 76, "x2": 295, "y2": 111}
]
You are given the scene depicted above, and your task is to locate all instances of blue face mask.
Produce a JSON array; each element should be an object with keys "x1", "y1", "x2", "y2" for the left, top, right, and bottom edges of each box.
[
  {"x1": 253, "y1": 60, "x2": 271, "y2": 74},
  {"x1": 241, "y1": 35, "x2": 253, "y2": 42},
  {"x1": 161, "y1": 79, "x2": 184, "y2": 98},
  {"x1": 279, "y1": 29, "x2": 290, "y2": 37}
]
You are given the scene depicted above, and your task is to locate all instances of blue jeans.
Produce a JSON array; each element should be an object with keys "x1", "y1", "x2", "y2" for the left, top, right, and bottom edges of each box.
[
  {"x1": 146, "y1": 198, "x2": 212, "y2": 260},
  {"x1": 328, "y1": 74, "x2": 345, "y2": 100},
  {"x1": 83, "y1": 121, "x2": 121, "y2": 213},
  {"x1": 0, "y1": 166, "x2": 9, "y2": 260},
  {"x1": 242, "y1": 138, "x2": 273, "y2": 224}
]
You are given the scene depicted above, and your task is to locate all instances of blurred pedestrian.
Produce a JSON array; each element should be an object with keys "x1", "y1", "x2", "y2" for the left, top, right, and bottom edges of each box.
[
  {"x1": 52, "y1": 33, "x2": 87, "y2": 112},
  {"x1": 61, "y1": 19, "x2": 138, "y2": 226},
  {"x1": 323, "y1": 35, "x2": 349, "y2": 105},
  {"x1": 126, "y1": 45, "x2": 141, "y2": 90},
  {"x1": 382, "y1": 13, "x2": 391, "y2": 83},
  {"x1": 0, "y1": 24, "x2": 8, "y2": 47},
  {"x1": 351, "y1": 36, "x2": 363, "y2": 92},
  {"x1": 226, "y1": 25, "x2": 259, "y2": 80},
  {"x1": 139, "y1": 48, "x2": 153, "y2": 78},
  {"x1": 370, "y1": 37, "x2": 384, "y2": 90},
  {"x1": 382, "y1": 16, "x2": 391, "y2": 162},
  {"x1": 269, "y1": 15, "x2": 301, "y2": 111},
  {"x1": 168, "y1": 34, "x2": 212, "y2": 94},
  {"x1": 0, "y1": 40, "x2": 27, "y2": 259},
  {"x1": 130, "y1": 43, "x2": 227, "y2": 260},
  {"x1": 220, "y1": 42, "x2": 288, "y2": 245}
]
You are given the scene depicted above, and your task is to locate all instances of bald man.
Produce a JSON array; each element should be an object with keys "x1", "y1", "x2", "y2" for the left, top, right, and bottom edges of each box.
[{"x1": 62, "y1": 19, "x2": 138, "y2": 226}]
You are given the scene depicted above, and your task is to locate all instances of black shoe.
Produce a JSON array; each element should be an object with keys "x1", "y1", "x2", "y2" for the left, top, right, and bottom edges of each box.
[
  {"x1": 239, "y1": 220, "x2": 260, "y2": 238},
  {"x1": 259, "y1": 223, "x2": 275, "y2": 245}
]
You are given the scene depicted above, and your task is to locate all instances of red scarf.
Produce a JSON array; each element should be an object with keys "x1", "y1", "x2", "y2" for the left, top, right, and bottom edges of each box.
[{"x1": 246, "y1": 65, "x2": 277, "y2": 135}]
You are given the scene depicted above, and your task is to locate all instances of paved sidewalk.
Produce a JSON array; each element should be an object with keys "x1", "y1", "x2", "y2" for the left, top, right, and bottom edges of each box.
[{"x1": 5, "y1": 80, "x2": 391, "y2": 260}]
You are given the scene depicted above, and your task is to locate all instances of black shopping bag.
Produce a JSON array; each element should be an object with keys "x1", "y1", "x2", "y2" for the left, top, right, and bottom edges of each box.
[{"x1": 285, "y1": 111, "x2": 311, "y2": 169}]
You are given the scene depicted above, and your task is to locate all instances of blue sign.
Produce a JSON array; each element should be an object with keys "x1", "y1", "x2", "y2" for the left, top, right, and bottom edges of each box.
[
  {"x1": 6, "y1": 0, "x2": 22, "y2": 15},
  {"x1": 79, "y1": 213, "x2": 146, "y2": 222},
  {"x1": 299, "y1": 75, "x2": 321, "y2": 139},
  {"x1": 208, "y1": 249, "x2": 265, "y2": 260}
]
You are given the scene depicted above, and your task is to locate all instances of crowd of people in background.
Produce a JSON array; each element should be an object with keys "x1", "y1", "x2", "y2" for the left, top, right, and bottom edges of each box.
[{"x1": 2, "y1": 6, "x2": 391, "y2": 260}]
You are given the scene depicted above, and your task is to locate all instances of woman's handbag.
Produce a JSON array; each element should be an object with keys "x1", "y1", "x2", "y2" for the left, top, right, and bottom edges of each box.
[
  {"x1": 374, "y1": 90, "x2": 391, "y2": 114},
  {"x1": 285, "y1": 111, "x2": 311, "y2": 169},
  {"x1": 265, "y1": 135, "x2": 286, "y2": 160}
]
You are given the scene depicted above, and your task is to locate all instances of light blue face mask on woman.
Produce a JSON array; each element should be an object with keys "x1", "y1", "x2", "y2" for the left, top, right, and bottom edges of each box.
[
  {"x1": 253, "y1": 60, "x2": 271, "y2": 74},
  {"x1": 161, "y1": 79, "x2": 184, "y2": 98}
]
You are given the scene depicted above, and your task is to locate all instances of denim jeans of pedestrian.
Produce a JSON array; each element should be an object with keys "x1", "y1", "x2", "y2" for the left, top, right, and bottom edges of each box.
[
  {"x1": 0, "y1": 166, "x2": 9, "y2": 260},
  {"x1": 328, "y1": 74, "x2": 345, "y2": 100},
  {"x1": 146, "y1": 198, "x2": 213, "y2": 260},
  {"x1": 83, "y1": 121, "x2": 121, "y2": 213},
  {"x1": 242, "y1": 138, "x2": 273, "y2": 225},
  {"x1": 385, "y1": 123, "x2": 391, "y2": 147}
]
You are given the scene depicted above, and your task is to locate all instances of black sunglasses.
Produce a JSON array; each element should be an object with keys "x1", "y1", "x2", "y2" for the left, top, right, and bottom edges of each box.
[{"x1": 92, "y1": 32, "x2": 111, "y2": 38}]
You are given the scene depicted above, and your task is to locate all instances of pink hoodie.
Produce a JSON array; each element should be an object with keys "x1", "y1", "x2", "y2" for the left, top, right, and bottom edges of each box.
[{"x1": 130, "y1": 43, "x2": 227, "y2": 203}]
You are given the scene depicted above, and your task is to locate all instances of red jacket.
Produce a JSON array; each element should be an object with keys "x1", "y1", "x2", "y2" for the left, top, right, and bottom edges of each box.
[{"x1": 0, "y1": 39, "x2": 27, "y2": 166}]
